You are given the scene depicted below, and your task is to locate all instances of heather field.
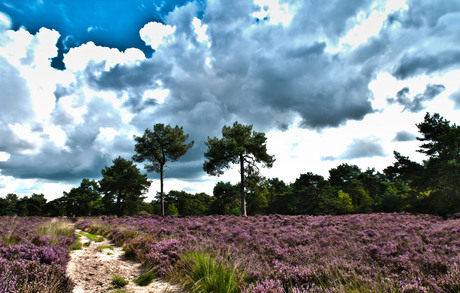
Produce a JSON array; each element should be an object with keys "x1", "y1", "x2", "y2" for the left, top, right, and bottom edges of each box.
[
  {"x1": 0, "y1": 214, "x2": 458, "y2": 292},
  {"x1": 0, "y1": 216, "x2": 75, "y2": 292},
  {"x1": 75, "y1": 213, "x2": 460, "y2": 293}
]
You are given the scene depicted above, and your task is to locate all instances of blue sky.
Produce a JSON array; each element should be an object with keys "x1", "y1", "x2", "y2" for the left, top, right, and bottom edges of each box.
[{"x1": 0, "y1": 0, "x2": 459, "y2": 200}]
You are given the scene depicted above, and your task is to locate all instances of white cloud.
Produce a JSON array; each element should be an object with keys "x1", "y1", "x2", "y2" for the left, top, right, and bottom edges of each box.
[
  {"x1": 253, "y1": 0, "x2": 297, "y2": 26},
  {"x1": 139, "y1": 21, "x2": 176, "y2": 50},
  {"x1": 0, "y1": 11, "x2": 12, "y2": 30},
  {"x1": 335, "y1": 0, "x2": 408, "y2": 52},
  {"x1": 0, "y1": 152, "x2": 10, "y2": 161},
  {"x1": 1, "y1": 0, "x2": 459, "y2": 202},
  {"x1": 64, "y1": 42, "x2": 145, "y2": 72},
  {"x1": 143, "y1": 88, "x2": 170, "y2": 104},
  {"x1": 192, "y1": 17, "x2": 209, "y2": 43}
]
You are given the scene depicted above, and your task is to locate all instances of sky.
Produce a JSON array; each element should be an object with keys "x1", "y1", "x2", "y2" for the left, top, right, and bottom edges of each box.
[{"x1": 0, "y1": 0, "x2": 459, "y2": 201}]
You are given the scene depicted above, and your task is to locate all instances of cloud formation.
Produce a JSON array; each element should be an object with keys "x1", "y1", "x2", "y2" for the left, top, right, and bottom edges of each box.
[
  {"x1": 388, "y1": 84, "x2": 446, "y2": 112},
  {"x1": 393, "y1": 130, "x2": 417, "y2": 142},
  {"x1": 0, "y1": 0, "x2": 459, "y2": 194},
  {"x1": 322, "y1": 137, "x2": 386, "y2": 161},
  {"x1": 450, "y1": 89, "x2": 460, "y2": 109}
]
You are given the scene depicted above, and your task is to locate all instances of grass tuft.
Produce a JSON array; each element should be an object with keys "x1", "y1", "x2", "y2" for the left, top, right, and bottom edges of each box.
[
  {"x1": 96, "y1": 245, "x2": 114, "y2": 251},
  {"x1": 111, "y1": 275, "x2": 129, "y2": 288},
  {"x1": 36, "y1": 218, "x2": 74, "y2": 244},
  {"x1": 133, "y1": 269, "x2": 156, "y2": 286},
  {"x1": 179, "y1": 251, "x2": 240, "y2": 293},
  {"x1": 71, "y1": 240, "x2": 83, "y2": 250}
]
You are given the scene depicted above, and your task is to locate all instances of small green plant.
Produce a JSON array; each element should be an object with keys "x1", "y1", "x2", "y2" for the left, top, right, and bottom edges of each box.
[
  {"x1": 83, "y1": 241, "x2": 92, "y2": 247},
  {"x1": 111, "y1": 275, "x2": 129, "y2": 288},
  {"x1": 179, "y1": 251, "x2": 240, "y2": 293},
  {"x1": 133, "y1": 269, "x2": 156, "y2": 286},
  {"x1": 79, "y1": 231, "x2": 104, "y2": 242},
  {"x1": 96, "y1": 245, "x2": 114, "y2": 252},
  {"x1": 71, "y1": 240, "x2": 83, "y2": 250}
]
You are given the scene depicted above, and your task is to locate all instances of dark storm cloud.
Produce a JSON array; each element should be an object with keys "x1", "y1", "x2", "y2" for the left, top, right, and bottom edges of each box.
[
  {"x1": 388, "y1": 1, "x2": 460, "y2": 79},
  {"x1": 3, "y1": 0, "x2": 460, "y2": 187},
  {"x1": 350, "y1": 34, "x2": 389, "y2": 64},
  {"x1": 321, "y1": 137, "x2": 386, "y2": 161},
  {"x1": 393, "y1": 130, "x2": 416, "y2": 142},
  {"x1": 84, "y1": 58, "x2": 173, "y2": 112},
  {"x1": 393, "y1": 50, "x2": 460, "y2": 79},
  {"x1": 86, "y1": 59, "x2": 172, "y2": 91},
  {"x1": 338, "y1": 137, "x2": 386, "y2": 160},
  {"x1": 388, "y1": 0, "x2": 460, "y2": 29},
  {"x1": 291, "y1": 0, "x2": 371, "y2": 38},
  {"x1": 0, "y1": 128, "x2": 34, "y2": 154},
  {"x1": 0, "y1": 57, "x2": 36, "y2": 155},
  {"x1": 0, "y1": 95, "x2": 124, "y2": 181},
  {"x1": 0, "y1": 142, "x2": 108, "y2": 180},
  {"x1": 0, "y1": 57, "x2": 33, "y2": 124},
  {"x1": 112, "y1": 0, "x2": 385, "y2": 179},
  {"x1": 388, "y1": 84, "x2": 445, "y2": 112},
  {"x1": 140, "y1": 0, "x2": 376, "y2": 133}
]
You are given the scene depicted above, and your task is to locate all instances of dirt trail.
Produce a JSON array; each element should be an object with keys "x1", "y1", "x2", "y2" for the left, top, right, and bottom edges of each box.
[{"x1": 67, "y1": 229, "x2": 184, "y2": 293}]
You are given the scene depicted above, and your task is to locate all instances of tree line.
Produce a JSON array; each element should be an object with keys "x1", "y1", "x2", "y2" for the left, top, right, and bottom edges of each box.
[{"x1": 0, "y1": 113, "x2": 458, "y2": 217}]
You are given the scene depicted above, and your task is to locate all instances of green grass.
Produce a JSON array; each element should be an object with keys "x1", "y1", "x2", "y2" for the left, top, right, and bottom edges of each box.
[
  {"x1": 178, "y1": 251, "x2": 240, "y2": 293},
  {"x1": 79, "y1": 231, "x2": 104, "y2": 242},
  {"x1": 133, "y1": 269, "x2": 156, "y2": 286},
  {"x1": 96, "y1": 245, "x2": 114, "y2": 251},
  {"x1": 111, "y1": 275, "x2": 129, "y2": 288},
  {"x1": 71, "y1": 240, "x2": 83, "y2": 250}
]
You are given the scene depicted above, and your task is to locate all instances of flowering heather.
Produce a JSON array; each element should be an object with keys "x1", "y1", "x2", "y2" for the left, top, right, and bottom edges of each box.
[
  {"x1": 76, "y1": 213, "x2": 460, "y2": 292},
  {"x1": 0, "y1": 217, "x2": 75, "y2": 292}
]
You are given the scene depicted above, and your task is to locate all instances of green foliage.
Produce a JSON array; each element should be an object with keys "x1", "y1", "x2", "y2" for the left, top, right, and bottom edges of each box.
[
  {"x1": 161, "y1": 190, "x2": 211, "y2": 216},
  {"x1": 133, "y1": 269, "x2": 156, "y2": 286},
  {"x1": 337, "y1": 190, "x2": 353, "y2": 214},
  {"x1": 3, "y1": 112, "x2": 457, "y2": 217},
  {"x1": 71, "y1": 240, "x2": 83, "y2": 250},
  {"x1": 111, "y1": 275, "x2": 129, "y2": 288},
  {"x1": 203, "y1": 122, "x2": 275, "y2": 216},
  {"x1": 133, "y1": 123, "x2": 194, "y2": 217},
  {"x1": 0, "y1": 194, "x2": 18, "y2": 216},
  {"x1": 385, "y1": 113, "x2": 460, "y2": 215},
  {"x1": 100, "y1": 156, "x2": 151, "y2": 217},
  {"x1": 96, "y1": 245, "x2": 114, "y2": 251},
  {"x1": 375, "y1": 184, "x2": 405, "y2": 212},
  {"x1": 166, "y1": 203, "x2": 179, "y2": 216},
  {"x1": 178, "y1": 251, "x2": 240, "y2": 293},
  {"x1": 209, "y1": 182, "x2": 240, "y2": 215},
  {"x1": 63, "y1": 178, "x2": 102, "y2": 217}
]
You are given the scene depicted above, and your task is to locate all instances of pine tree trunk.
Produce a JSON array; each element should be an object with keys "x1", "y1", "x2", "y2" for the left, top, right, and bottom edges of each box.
[
  {"x1": 116, "y1": 191, "x2": 122, "y2": 217},
  {"x1": 240, "y1": 154, "x2": 247, "y2": 216},
  {"x1": 160, "y1": 164, "x2": 165, "y2": 217}
]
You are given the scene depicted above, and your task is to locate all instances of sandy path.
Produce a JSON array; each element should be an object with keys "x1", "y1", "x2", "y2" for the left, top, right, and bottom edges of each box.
[{"x1": 67, "y1": 229, "x2": 184, "y2": 293}]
